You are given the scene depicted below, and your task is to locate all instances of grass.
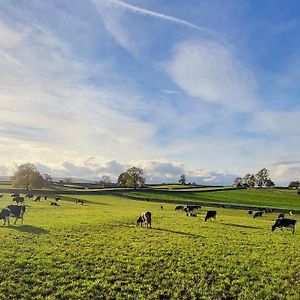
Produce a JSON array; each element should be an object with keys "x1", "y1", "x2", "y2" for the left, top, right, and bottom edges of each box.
[
  {"x1": 125, "y1": 188, "x2": 300, "y2": 210},
  {"x1": 0, "y1": 192, "x2": 299, "y2": 299}
]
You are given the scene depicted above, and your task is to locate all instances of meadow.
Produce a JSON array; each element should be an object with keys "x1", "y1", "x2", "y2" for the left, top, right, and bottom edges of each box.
[
  {"x1": 125, "y1": 188, "x2": 300, "y2": 211},
  {"x1": 0, "y1": 192, "x2": 299, "y2": 299}
]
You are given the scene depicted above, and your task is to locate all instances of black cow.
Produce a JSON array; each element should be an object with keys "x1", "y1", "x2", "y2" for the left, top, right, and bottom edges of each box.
[
  {"x1": 205, "y1": 211, "x2": 217, "y2": 222},
  {"x1": 136, "y1": 211, "x2": 152, "y2": 228},
  {"x1": 175, "y1": 205, "x2": 184, "y2": 210},
  {"x1": 253, "y1": 211, "x2": 263, "y2": 218},
  {"x1": 187, "y1": 205, "x2": 201, "y2": 210},
  {"x1": 278, "y1": 213, "x2": 284, "y2": 219},
  {"x1": 75, "y1": 199, "x2": 84, "y2": 205},
  {"x1": 0, "y1": 205, "x2": 26, "y2": 225},
  {"x1": 272, "y1": 218, "x2": 297, "y2": 234},
  {"x1": 25, "y1": 194, "x2": 34, "y2": 199},
  {"x1": 248, "y1": 210, "x2": 253, "y2": 215},
  {"x1": 34, "y1": 196, "x2": 41, "y2": 202},
  {"x1": 13, "y1": 196, "x2": 24, "y2": 205}
]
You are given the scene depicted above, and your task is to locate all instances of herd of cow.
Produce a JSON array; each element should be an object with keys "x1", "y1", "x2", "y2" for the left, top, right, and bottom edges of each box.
[{"x1": 0, "y1": 193, "x2": 297, "y2": 233}]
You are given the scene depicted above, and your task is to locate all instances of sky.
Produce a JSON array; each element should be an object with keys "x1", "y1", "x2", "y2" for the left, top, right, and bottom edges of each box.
[{"x1": 1, "y1": 0, "x2": 300, "y2": 185}]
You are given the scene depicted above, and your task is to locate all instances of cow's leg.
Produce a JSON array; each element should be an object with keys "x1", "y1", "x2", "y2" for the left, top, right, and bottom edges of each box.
[
  {"x1": 14, "y1": 217, "x2": 18, "y2": 225},
  {"x1": 7, "y1": 217, "x2": 10, "y2": 226}
]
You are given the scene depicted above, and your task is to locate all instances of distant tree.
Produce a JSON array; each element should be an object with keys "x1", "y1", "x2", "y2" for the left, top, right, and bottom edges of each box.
[
  {"x1": 255, "y1": 168, "x2": 269, "y2": 187},
  {"x1": 43, "y1": 174, "x2": 53, "y2": 186},
  {"x1": 288, "y1": 181, "x2": 300, "y2": 189},
  {"x1": 99, "y1": 175, "x2": 111, "y2": 187},
  {"x1": 63, "y1": 177, "x2": 72, "y2": 184},
  {"x1": 179, "y1": 174, "x2": 187, "y2": 185},
  {"x1": 243, "y1": 173, "x2": 256, "y2": 188},
  {"x1": 117, "y1": 167, "x2": 145, "y2": 189},
  {"x1": 233, "y1": 177, "x2": 243, "y2": 188},
  {"x1": 11, "y1": 163, "x2": 44, "y2": 190},
  {"x1": 265, "y1": 178, "x2": 275, "y2": 188}
]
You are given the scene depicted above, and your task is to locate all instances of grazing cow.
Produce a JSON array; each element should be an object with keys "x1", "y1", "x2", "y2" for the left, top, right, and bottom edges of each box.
[
  {"x1": 0, "y1": 205, "x2": 26, "y2": 225},
  {"x1": 248, "y1": 210, "x2": 253, "y2": 215},
  {"x1": 75, "y1": 199, "x2": 84, "y2": 205},
  {"x1": 25, "y1": 194, "x2": 34, "y2": 199},
  {"x1": 187, "y1": 212, "x2": 197, "y2": 217},
  {"x1": 175, "y1": 205, "x2": 184, "y2": 210},
  {"x1": 272, "y1": 218, "x2": 297, "y2": 234},
  {"x1": 187, "y1": 205, "x2": 201, "y2": 210},
  {"x1": 11, "y1": 193, "x2": 20, "y2": 198},
  {"x1": 13, "y1": 196, "x2": 24, "y2": 205},
  {"x1": 50, "y1": 201, "x2": 59, "y2": 206},
  {"x1": 55, "y1": 197, "x2": 61, "y2": 202},
  {"x1": 34, "y1": 196, "x2": 41, "y2": 202},
  {"x1": 136, "y1": 211, "x2": 152, "y2": 228},
  {"x1": 205, "y1": 211, "x2": 217, "y2": 222},
  {"x1": 278, "y1": 213, "x2": 285, "y2": 219},
  {"x1": 253, "y1": 211, "x2": 263, "y2": 218}
]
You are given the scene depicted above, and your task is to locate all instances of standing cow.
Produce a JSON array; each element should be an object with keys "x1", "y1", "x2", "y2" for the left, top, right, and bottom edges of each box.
[
  {"x1": 136, "y1": 211, "x2": 152, "y2": 228},
  {"x1": 205, "y1": 211, "x2": 217, "y2": 222},
  {"x1": 0, "y1": 205, "x2": 26, "y2": 225},
  {"x1": 13, "y1": 196, "x2": 24, "y2": 205},
  {"x1": 272, "y1": 218, "x2": 297, "y2": 234}
]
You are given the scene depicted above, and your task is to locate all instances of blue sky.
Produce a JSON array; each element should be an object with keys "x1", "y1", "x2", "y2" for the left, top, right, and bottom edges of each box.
[{"x1": 1, "y1": 0, "x2": 300, "y2": 185}]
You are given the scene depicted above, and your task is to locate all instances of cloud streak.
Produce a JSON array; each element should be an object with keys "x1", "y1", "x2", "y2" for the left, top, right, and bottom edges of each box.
[{"x1": 93, "y1": 0, "x2": 215, "y2": 36}]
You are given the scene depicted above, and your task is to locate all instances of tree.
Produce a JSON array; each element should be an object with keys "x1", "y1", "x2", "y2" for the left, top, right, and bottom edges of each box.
[
  {"x1": 243, "y1": 173, "x2": 256, "y2": 188},
  {"x1": 117, "y1": 167, "x2": 145, "y2": 189},
  {"x1": 233, "y1": 177, "x2": 243, "y2": 188},
  {"x1": 288, "y1": 181, "x2": 300, "y2": 189},
  {"x1": 178, "y1": 174, "x2": 187, "y2": 185},
  {"x1": 99, "y1": 175, "x2": 111, "y2": 187},
  {"x1": 255, "y1": 168, "x2": 269, "y2": 187},
  {"x1": 11, "y1": 163, "x2": 44, "y2": 190},
  {"x1": 265, "y1": 178, "x2": 275, "y2": 188}
]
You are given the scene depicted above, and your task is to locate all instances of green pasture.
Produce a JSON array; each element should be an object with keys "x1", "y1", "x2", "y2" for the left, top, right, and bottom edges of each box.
[
  {"x1": 125, "y1": 188, "x2": 300, "y2": 211},
  {"x1": 0, "y1": 193, "x2": 299, "y2": 299}
]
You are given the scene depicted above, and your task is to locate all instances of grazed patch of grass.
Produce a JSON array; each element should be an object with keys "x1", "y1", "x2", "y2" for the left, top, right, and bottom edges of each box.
[{"x1": 0, "y1": 193, "x2": 299, "y2": 299}]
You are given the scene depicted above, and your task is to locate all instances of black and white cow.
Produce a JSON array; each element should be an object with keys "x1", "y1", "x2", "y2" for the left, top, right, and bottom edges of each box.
[
  {"x1": 136, "y1": 211, "x2": 152, "y2": 228},
  {"x1": 34, "y1": 196, "x2": 41, "y2": 202},
  {"x1": 175, "y1": 205, "x2": 184, "y2": 210},
  {"x1": 205, "y1": 211, "x2": 217, "y2": 222},
  {"x1": 75, "y1": 199, "x2": 84, "y2": 205},
  {"x1": 25, "y1": 194, "x2": 34, "y2": 199},
  {"x1": 0, "y1": 205, "x2": 26, "y2": 225},
  {"x1": 272, "y1": 218, "x2": 297, "y2": 234},
  {"x1": 13, "y1": 196, "x2": 24, "y2": 205},
  {"x1": 253, "y1": 211, "x2": 263, "y2": 218}
]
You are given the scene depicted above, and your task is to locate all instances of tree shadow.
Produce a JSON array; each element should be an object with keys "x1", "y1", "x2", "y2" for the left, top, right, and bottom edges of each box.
[
  {"x1": 6, "y1": 225, "x2": 49, "y2": 235},
  {"x1": 221, "y1": 222, "x2": 261, "y2": 229},
  {"x1": 152, "y1": 227, "x2": 206, "y2": 239}
]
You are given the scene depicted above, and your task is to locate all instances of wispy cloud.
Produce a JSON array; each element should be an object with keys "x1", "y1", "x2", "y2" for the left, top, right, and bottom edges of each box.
[{"x1": 93, "y1": 0, "x2": 215, "y2": 35}]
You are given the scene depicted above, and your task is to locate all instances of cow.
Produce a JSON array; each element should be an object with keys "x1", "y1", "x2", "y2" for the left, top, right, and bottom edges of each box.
[
  {"x1": 253, "y1": 211, "x2": 263, "y2": 218},
  {"x1": 175, "y1": 205, "x2": 184, "y2": 210},
  {"x1": 11, "y1": 193, "x2": 20, "y2": 198},
  {"x1": 136, "y1": 211, "x2": 152, "y2": 228},
  {"x1": 55, "y1": 197, "x2": 61, "y2": 202},
  {"x1": 248, "y1": 210, "x2": 253, "y2": 215},
  {"x1": 0, "y1": 205, "x2": 26, "y2": 225},
  {"x1": 13, "y1": 196, "x2": 24, "y2": 205},
  {"x1": 187, "y1": 205, "x2": 201, "y2": 210},
  {"x1": 0, "y1": 195, "x2": 3, "y2": 198},
  {"x1": 187, "y1": 212, "x2": 197, "y2": 217},
  {"x1": 50, "y1": 201, "x2": 59, "y2": 206},
  {"x1": 34, "y1": 196, "x2": 41, "y2": 202},
  {"x1": 160, "y1": 206, "x2": 163, "y2": 210},
  {"x1": 205, "y1": 211, "x2": 217, "y2": 222},
  {"x1": 25, "y1": 194, "x2": 34, "y2": 199},
  {"x1": 75, "y1": 199, "x2": 84, "y2": 205},
  {"x1": 278, "y1": 213, "x2": 285, "y2": 219},
  {"x1": 272, "y1": 218, "x2": 297, "y2": 234},
  {"x1": 44, "y1": 196, "x2": 48, "y2": 201}
]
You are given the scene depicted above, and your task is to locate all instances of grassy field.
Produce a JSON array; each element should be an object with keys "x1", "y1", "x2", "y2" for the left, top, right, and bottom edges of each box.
[
  {"x1": 0, "y1": 192, "x2": 299, "y2": 299},
  {"x1": 125, "y1": 188, "x2": 300, "y2": 211}
]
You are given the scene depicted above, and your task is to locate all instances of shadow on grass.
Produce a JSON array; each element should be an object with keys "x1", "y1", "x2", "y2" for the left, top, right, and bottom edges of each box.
[
  {"x1": 153, "y1": 227, "x2": 206, "y2": 239},
  {"x1": 7, "y1": 225, "x2": 49, "y2": 235},
  {"x1": 221, "y1": 222, "x2": 261, "y2": 229}
]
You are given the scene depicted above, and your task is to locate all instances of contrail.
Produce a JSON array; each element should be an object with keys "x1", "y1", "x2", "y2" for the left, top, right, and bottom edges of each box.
[{"x1": 93, "y1": 0, "x2": 215, "y2": 36}]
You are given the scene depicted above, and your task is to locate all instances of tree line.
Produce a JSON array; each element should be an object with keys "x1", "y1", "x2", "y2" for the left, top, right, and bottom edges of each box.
[{"x1": 233, "y1": 168, "x2": 275, "y2": 188}]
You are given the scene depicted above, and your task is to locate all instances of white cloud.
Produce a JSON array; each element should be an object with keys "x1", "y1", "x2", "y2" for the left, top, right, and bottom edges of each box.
[{"x1": 165, "y1": 40, "x2": 257, "y2": 111}]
